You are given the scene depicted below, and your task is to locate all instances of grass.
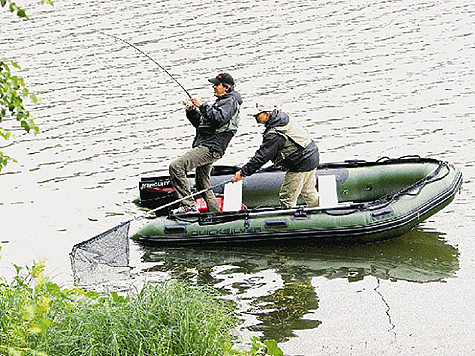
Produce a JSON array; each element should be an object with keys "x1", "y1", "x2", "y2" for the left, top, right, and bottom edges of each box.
[
  {"x1": 0, "y1": 259, "x2": 233, "y2": 356},
  {"x1": 38, "y1": 283, "x2": 236, "y2": 355},
  {"x1": 0, "y1": 256, "x2": 283, "y2": 356}
]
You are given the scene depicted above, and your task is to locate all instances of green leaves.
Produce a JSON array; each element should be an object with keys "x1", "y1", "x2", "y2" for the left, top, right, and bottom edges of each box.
[
  {"x1": 1, "y1": 0, "x2": 30, "y2": 19},
  {"x1": 30, "y1": 93, "x2": 39, "y2": 104},
  {"x1": 40, "y1": 0, "x2": 54, "y2": 6},
  {"x1": 1, "y1": 0, "x2": 55, "y2": 171},
  {"x1": 0, "y1": 260, "x2": 53, "y2": 356},
  {"x1": 16, "y1": 8, "x2": 27, "y2": 18},
  {"x1": 1, "y1": 0, "x2": 54, "y2": 19},
  {"x1": 249, "y1": 337, "x2": 284, "y2": 356},
  {"x1": 0, "y1": 58, "x2": 40, "y2": 171}
]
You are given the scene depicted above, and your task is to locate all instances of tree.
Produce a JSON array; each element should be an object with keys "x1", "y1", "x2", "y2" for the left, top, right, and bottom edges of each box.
[{"x1": 0, "y1": 0, "x2": 53, "y2": 171}]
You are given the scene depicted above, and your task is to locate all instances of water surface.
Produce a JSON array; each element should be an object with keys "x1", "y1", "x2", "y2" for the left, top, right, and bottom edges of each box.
[{"x1": 1, "y1": 0, "x2": 474, "y2": 354}]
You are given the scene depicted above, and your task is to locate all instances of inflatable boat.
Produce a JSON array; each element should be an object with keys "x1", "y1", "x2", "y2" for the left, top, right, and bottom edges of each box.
[{"x1": 132, "y1": 156, "x2": 462, "y2": 246}]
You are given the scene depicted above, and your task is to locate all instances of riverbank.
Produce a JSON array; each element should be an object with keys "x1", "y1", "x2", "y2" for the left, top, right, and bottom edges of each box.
[{"x1": 0, "y1": 256, "x2": 282, "y2": 356}]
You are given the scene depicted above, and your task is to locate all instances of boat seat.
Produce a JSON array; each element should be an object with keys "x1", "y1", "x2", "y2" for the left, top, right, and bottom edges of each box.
[{"x1": 318, "y1": 175, "x2": 339, "y2": 208}]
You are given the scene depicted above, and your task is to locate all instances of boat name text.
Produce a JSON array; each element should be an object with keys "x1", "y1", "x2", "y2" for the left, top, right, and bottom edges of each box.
[{"x1": 191, "y1": 227, "x2": 262, "y2": 236}]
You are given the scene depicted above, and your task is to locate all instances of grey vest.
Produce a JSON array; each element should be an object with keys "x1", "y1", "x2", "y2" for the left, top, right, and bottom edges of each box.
[
  {"x1": 216, "y1": 106, "x2": 240, "y2": 133},
  {"x1": 266, "y1": 117, "x2": 311, "y2": 162}
]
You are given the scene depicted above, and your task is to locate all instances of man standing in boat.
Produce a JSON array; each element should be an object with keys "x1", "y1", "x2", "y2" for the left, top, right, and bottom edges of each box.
[
  {"x1": 169, "y1": 73, "x2": 242, "y2": 214},
  {"x1": 232, "y1": 104, "x2": 319, "y2": 209}
]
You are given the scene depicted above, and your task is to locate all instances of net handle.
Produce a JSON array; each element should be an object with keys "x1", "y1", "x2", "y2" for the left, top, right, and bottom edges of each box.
[
  {"x1": 145, "y1": 179, "x2": 233, "y2": 217},
  {"x1": 95, "y1": 180, "x2": 233, "y2": 232}
]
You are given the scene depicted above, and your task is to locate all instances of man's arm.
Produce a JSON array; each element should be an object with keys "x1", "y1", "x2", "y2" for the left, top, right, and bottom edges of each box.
[
  {"x1": 199, "y1": 96, "x2": 238, "y2": 129},
  {"x1": 233, "y1": 133, "x2": 286, "y2": 182},
  {"x1": 185, "y1": 106, "x2": 202, "y2": 128}
]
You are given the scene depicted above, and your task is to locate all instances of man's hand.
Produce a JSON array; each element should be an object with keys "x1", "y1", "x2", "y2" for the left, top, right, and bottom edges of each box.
[
  {"x1": 191, "y1": 98, "x2": 201, "y2": 108},
  {"x1": 183, "y1": 100, "x2": 194, "y2": 110},
  {"x1": 232, "y1": 171, "x2": 243, "y2": 183}
]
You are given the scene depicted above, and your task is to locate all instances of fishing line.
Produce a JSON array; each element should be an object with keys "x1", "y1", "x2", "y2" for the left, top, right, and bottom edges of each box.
[{"x1": 100, "y1": 32, "x2": 192, "y2": 98}]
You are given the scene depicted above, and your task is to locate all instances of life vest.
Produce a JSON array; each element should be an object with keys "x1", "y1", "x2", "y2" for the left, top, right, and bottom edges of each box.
[
  {"x1": 265, "y1": 117, "x2": 311, "y2": 164},
  {"x1": 215, "y1": 106, "x2": 240, "y2": 134}
]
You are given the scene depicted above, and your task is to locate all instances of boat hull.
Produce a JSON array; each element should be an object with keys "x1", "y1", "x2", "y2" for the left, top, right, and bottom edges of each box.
[{"x1": 132, "y1": 157, "x2": 462, "y2": 246}]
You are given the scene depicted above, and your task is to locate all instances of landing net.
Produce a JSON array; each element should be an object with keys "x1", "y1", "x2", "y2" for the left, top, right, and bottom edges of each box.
[{"x1": 70, "y1": 221, "x2": 131, "y2": 286}]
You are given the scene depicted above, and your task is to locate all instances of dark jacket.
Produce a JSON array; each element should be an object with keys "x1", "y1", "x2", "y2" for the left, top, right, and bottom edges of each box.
[
  {"x1": 186, "y1": 90, "x2": 242, "y2": 157},
  {"x1": 240, "y1": 110, "x2": 319, "y2": 177}
]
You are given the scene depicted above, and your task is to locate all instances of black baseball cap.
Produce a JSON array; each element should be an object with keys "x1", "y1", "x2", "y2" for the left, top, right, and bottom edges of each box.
[{"x1": 208, "y1": 73, "x2": 235, "y2": 86}]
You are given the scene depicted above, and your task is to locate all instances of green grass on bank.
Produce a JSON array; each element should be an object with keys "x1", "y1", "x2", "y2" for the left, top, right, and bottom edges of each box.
[{"x1": 0, "y1": 256, "x2": 283, "y2": 356}]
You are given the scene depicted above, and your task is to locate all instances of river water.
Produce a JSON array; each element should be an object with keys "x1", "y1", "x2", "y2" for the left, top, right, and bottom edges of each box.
[{"x1": 1, "y1": 0, "x2": 474, "y2": 354}]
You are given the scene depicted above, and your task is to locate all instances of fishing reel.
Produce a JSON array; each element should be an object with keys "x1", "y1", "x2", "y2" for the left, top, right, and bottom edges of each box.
[{"x1": 182, "y1": 100, "x2": 194, "y2": 111}]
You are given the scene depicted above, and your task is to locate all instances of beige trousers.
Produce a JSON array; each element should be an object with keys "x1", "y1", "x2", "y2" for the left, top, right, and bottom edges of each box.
[
  {"x1": 279, "y1": 169, "x2": 319, "y2": 209},
  {"x1": 169, "y1": 146, "x2": 221, "y2": 212}
]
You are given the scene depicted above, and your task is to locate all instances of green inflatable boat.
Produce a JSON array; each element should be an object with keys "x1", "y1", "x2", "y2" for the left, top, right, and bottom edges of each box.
[{"x1": 131, "y1": 156, "x2": 462, "y2": 246}]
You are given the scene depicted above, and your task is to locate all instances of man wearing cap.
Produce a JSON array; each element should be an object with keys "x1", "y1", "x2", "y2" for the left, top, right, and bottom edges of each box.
[
  {"x1": 232, "y1": 105, "x2": 319, "y2": 209},
  {"x1": 169, "y1": 73, "x2": 242, "y2": 214}
]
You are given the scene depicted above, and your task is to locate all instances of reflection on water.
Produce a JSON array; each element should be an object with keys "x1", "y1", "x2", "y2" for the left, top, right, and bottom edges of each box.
[
  {"x1": 252, "y1": 278, "x2": 320, "y2": 341},
  {"x1": 140, "y1": 226, "x2": 458, "y2": 341}
]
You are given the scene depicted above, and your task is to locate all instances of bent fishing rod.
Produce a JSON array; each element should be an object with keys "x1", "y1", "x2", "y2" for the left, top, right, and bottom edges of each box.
[{"x1": 100, "y1": 32, "x2": 192, "y2": 98}]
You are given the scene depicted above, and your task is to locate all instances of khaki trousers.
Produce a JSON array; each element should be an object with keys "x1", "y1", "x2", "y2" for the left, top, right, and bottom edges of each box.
[
  {"x1": 279, "y1": 169, "x2": 319, "y2": 209},
  {"x1": 169, "y1": 146, "x2": 221, "y2": 212}
]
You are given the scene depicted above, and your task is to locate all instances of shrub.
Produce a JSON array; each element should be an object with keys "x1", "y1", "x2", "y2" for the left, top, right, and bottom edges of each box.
[
  {"x1": 0, "y1": 256, "x2": 283, "y2": 356},
  {"x1": 0, "y1": 260, "x2": 236, "y2": 355}
]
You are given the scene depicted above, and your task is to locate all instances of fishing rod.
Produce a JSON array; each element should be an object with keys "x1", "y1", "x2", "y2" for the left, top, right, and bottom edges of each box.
[{"x1": 101, "y1": 32, "x2": 192, "y2": 98}]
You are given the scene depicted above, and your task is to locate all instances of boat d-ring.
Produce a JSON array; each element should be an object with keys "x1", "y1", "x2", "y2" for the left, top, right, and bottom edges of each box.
[{"x1": 244, "y1": 213, "x2": 251, "y2": 229}]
